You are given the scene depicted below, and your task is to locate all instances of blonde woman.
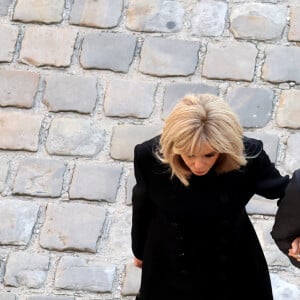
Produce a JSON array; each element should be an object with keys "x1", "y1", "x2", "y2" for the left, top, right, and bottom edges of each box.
[{"x1": 131, "y1": 94, "x2": 299, "y2": 300}]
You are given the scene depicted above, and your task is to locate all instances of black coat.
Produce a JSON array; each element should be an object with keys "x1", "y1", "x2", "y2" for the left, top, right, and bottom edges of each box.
[
  {"x1": 131, "y1": 136, "x2": 290, "y2": 300},
  {"x1": 271, "y1": 169, "x2": 300, "y2": 268}
]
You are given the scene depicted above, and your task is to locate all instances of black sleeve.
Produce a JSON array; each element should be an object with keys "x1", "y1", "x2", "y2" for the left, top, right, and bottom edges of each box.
[
  {"x1": 245, "y1": 138, "x2": 290, "y2": 200},
  {"x1": 131, "y1": 144, "x2": 154, "y2": 260}
]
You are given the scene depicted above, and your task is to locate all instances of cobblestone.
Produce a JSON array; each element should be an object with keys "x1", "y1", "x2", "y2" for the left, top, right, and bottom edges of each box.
[
  {"x1": 289, "y1": 6, "x2": 300, "y2": 41},
  {"x1": 43, "y1": 74, "x2": 97, "y2": 113},
  {"x1": 262, "y1": 46, "x2": 300, "y2": 83},
  {"x1": 191, "y1": 0, "x2": 227, "y2": 37},
  {"x1": 0, "y1": 158, "x2": 9, "y2": 192},
  {"x1": 202, "y1": 41, "x2": 257, "y2": 81},
  {"x1": 0, "y1": 292, "x2": 16, "y2": 300},
  {"x1": 69, "y1": 163, "x2": 122, "y2": 202},
  {"x1": 39, "y1": 203, "x2": 106, "y2": 253},
  {"x1": 276, "y1": 89, "x2": 300, "y2": 129},
  {"x1": 0, "y1": 199, "x2": 39, "y2": 246},
  {"x1": 19, "y1": 26, "x2": 77, "y2": 67},
  {"x1": 13, "y1": 158, "x2": 66, "y2": 197},
  {"x1": 230, "y1": 3, "x2": 286, "y2": 40},
  {"x1": 0, "y1": 111, "x2": 43, "y2": 151},
  {"x1": 126, "y1": 0, "x2": 184, "y2": 33},
  {"x1": 13, "y1": 0, "x2": 65, "y2": 24},
  {"x1": 80, "y1": 32, "x2": 137, "y2": 73},
  {"x1": 70, "y1": 0, "x2": 123, "y2": 29},
  {"x1": 139, "y1": 37, "x2": 199, "y2": 77},
  {"x1": 0, "y1": 0, "x2": 300, "y2": 298},
  {"x1": 226, "y1": 87, "x2": 274, "y2": 128},
  {"x1": 54, "y1": 256, "x2": 116, "y2": 292},
  {"x1": 162, "y1": 83, "x2": 218, "y2": 119},
  {"x1": 0, "y1": 0, "x2": 12, "y2": 16},
  {"x1": 110, "y1": 124, "x2": 161, "y2": 161},
  {"x1": 0, "y1": 24, "x2": 19, "y2": 62},
  {"x1": 4, "y1": 252, "x2": 49, "y2": 288},
  {"x1": 284, "y1": 133, "x2": 300, "y2": 174},
  {"x1": 46, "y1": 117, "x2": 105, "y2": 157},
  {"x1": 27, "y1": 297, "x2": 75, "y2": 300},
  {"x1": 0, "y1": 70, "x2": 39, "y2": 108},
  {"x1": 104, "y1": 79, "x2": 156, "y2": 118}
]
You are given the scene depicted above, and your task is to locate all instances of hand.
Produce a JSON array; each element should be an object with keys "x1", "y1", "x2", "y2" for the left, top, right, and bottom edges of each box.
[
  {"x1": 288, "y1": 237, "x2": 300, "y2": 261},
  {"x1": 134, "y1": 257, "x2": 143, "y2": 268}
]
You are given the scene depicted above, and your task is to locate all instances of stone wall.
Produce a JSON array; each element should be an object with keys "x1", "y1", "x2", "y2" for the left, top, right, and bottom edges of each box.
[{"x1": 0, "y1": 0, "x2": 300, "y2": 299}]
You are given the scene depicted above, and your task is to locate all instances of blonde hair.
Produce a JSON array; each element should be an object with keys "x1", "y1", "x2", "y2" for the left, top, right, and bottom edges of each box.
[{"x1": 158, "y1": 94, "x2": 247, "y2": 186}]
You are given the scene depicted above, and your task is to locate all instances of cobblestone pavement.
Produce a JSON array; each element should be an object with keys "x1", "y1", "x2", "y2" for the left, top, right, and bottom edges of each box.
[{"x1": 0, "y1": 0, "x2": 300, "y2": 299}]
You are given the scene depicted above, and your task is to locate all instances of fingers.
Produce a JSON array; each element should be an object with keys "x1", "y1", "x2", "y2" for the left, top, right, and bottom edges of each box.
[
  {"x1": 134, "y1": 257, "x2": 143, "y2": 268},
  {"x1": 288, "y1": 237, "x2": 300, "y2": 261}
]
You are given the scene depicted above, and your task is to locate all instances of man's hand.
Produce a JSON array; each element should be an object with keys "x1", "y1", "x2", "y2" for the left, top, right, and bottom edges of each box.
[
  {"x1": 288, "y1": 237, "x2": 300, "y2": 261},
  {"x1": 134, "y1": 257, "x2": 143, "y2": 268}
]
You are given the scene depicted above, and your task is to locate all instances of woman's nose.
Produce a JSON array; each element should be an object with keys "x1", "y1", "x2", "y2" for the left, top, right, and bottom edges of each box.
[{"x1": 194, "y1": 158, "x2": 205, "y2": 169}]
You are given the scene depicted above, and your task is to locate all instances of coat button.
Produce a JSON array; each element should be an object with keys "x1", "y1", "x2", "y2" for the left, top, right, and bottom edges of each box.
[
  {"x1": 176, "y1": 235, "x2": 183, "y2": 241},
  {"x1": 170, "y1": 222, "x2": 179, "y2": 228}
]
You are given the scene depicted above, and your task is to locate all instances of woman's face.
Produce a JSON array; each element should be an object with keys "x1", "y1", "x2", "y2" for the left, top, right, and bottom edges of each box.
[{"x1": 180, "y1": 143, "x2": 220, "y2": 176}]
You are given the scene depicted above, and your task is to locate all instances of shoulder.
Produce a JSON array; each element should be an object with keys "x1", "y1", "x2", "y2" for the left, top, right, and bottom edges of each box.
[
  {"x1": 134, "y1": 135, "x2": 161, "y2": 160},
  {"x1": 243, "y1": 136, "x2": 263, "y2": 158}
]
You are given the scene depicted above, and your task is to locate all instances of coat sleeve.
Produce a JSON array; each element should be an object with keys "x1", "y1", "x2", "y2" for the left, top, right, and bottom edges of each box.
[
  {"x1": 245, "y1": 138, "x2": 290, "y2": 200},
  {"x1": 131, "y1": 144, "x2": 154, "y2": 260},
  {"x1": 271, "y1": 169, "x2": 300, "y2": 268}
]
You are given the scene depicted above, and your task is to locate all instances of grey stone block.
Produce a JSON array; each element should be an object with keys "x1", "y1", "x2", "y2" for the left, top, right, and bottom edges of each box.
[
  {"x1": 70, "y1": 0, "x2": 123, "y2": 28},
  {"x1": 43, "y1": 74, "x2": 97, "y2": 113},
  {"x1": 27, "y1": 297, "x2": 74, "y2": 300},
  {"x1": 289, "y1": 7, "x2": 300, "y2": 41},
  {"x1": 0, "y1": 24, "x2": 19, "y2": 62},
  {"x1": 284, "y1": 133, "x2": 300, "y2": 174},
  {"x1": 0, "y1": 111, "x2": 43, "y2": 152},
  {"x1": 126, "y1": 0, "x2": 184, "y2": 33},
  {"x1": 46, "y1": 117, "x2": 105, "y2": 157},
  {"x1": 80, "y1": 32, "x2": 137, "y2": 73},
  {"x1": 0, "y1": 292, "x2": 16, "y2": 300},
  {"x1": 55, "y1": 256, "x2": 116, "y2": 292},
  {"x1": 276, "y1": 89, "x2": 300, "y2": 129},
  {"x1": 121, "y1": 262, "x2": 141, "y2": 296},
  {"x1": 243, "y1": 132, "x2": 279, "y2": 163},
  {"x1": 19, "y1": 26, "x2": 77, "y2": 67},
  {"x1": 230, "y1": 3, "x2": 286, "y2": 40},
  {"x1": 13, "y1": 0, "x2": 65, "y2": 23},
  {"x1": 69, "y1": 163, "x2": 122, "y2": 202},
  {"x1": 226, "y1": 87, "x2": 273, "y2": 128},
  {"x1": 191, "y1": 0, "x2": 227, "y2": 37},
  {"x1": 13, "y1": 158, "x2": 66, "y2": 197},
  {"x1": 0, "y1": 199, "x2": 39, "y2": 245},
  {"x1": 203, "y1": 41, "x2": 257, "y2": 81},
  {"x1": 110, "y1": 124, "x2": 161, "y2": 161},
  {"x1": 262, "y1": 46, "x2": 300, "y2": 84},
  {"x1": 4, "y1": 252, "x2": 49, "y2": 288},
  {"x1": 162, "y1": 82, "x2": 218, "y2": 119},
  {"x1": 246, "y1": 195, "x2": 277, "y2": 216},
  {"x1": 0, "y1": 0, "x2": 12, "y2": 16},
  {"x1": 39, "y1": 203, "x2": 106, "y2": 252},
  {"x1": 0, "y1": 70, "x2": 39, "y2": 108},
  {"x1": 271, "y1": 274, "x2": 300, "y2": 300},
  {"x1": 104, "y1": 79, "x2": 156, "y2": 118},
  {"x1": 126, "y1": 170, "x2": 135, "y2": 205},
  {"x1": 139, "y1": 37, "x2": 199, "y2": 77},
  {"x1": 0, "y1": 158, "x2": 9, "y2": 192}
]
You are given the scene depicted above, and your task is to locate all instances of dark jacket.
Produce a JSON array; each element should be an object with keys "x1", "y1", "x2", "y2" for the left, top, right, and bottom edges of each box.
[
  {"x1": 131, "y1": 135, "x2": 290, "y2": 300},
  {"x1": 271, "y1": 169, "x2": 300, "y2": 268}
]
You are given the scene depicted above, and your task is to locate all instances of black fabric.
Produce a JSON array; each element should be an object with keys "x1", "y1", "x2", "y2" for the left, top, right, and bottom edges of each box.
[
  {"x1": 271, "y1": 169, "x2": 300, "y2": 268},
  {"x1": 131, "y1": 135, "x2": 290, "y2": 300}
]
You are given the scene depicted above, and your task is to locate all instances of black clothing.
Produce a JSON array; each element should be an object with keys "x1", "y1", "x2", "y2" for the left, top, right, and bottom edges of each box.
[
  {"x1": 131, "y1": 136, "x2": 290, "y2": 300},
  {"x1": 271, "y1": 169, "x2": 300, "y2": 268}
]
